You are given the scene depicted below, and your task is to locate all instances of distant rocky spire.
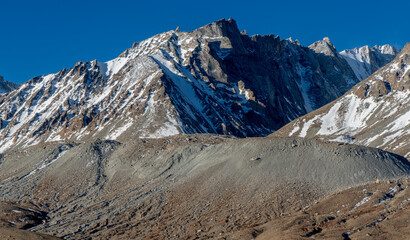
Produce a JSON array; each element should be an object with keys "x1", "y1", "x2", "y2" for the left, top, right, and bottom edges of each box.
[
  {"x1": 323, "y1": 37, "x2": 331, "y2": 44},
  {"x1": 0, "y1": 75, "x2": 20, "y2": 95},
  {"x1": 309, "y1": 37, "x2": 338, "y2": 56}
]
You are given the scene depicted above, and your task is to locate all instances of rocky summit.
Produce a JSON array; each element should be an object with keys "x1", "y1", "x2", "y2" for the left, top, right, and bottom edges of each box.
[{"x1": 0, "y1": 76, "x2": 19, "y2": 96}]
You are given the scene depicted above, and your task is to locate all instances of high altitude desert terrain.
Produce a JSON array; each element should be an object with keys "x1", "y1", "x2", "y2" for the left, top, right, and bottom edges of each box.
[{"x1": 0, "y1": 19, "x2": 408, "y2": 239}]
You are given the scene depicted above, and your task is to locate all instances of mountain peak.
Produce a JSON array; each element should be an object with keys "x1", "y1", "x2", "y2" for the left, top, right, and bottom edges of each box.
[
  {"x1": 194, "y1": 18, "x2": 240, "y2": 38},
  {"x1": 309, "y1": 37, "x2": 338, "y2": 56},
  {"x1": 0, "y1": 75, "x2": 20, "y2": 95},
  {"x1": 323, "y1": 37, "x2": 331, "y2": 44},
  {"x1": 339, "y1": 43, "x2": 401, "y2": 81},
  {"x1": 400, "y1": 42, "x2": 410, "y2": 54}
]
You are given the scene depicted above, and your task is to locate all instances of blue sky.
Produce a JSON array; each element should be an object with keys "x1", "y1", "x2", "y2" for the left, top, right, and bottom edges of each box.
[{"x1": 1, "y1": 0, "x2": 409, "y2": 84}]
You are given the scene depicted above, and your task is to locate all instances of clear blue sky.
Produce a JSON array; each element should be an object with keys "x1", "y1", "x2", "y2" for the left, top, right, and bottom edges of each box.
[{"x1": 1, "y1": 0, "x2": 408, "y2": 84}]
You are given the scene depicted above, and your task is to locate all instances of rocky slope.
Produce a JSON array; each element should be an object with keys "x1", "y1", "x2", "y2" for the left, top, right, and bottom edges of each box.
[
  {"x1": 340, "y1": 44, "x2": 400, "y2": 81},
  {"x1": 273, "y1": 43, "x2": 410, "y2": 159},
  {"x1": 255, "y1": 180, "x2": 410, "y2": 240},
  {"x1": 0, "y1": 136, "x2": 409, "y2": 239},
  {"x1": 0, "y1": 19, "x2": 362, "y2": 152},
  {"x1": 0, "y1": 76, "x2": 19, "y2": 96},
  {"x1": 0, "y1": 201, "x2": 61, "y2": 240}
]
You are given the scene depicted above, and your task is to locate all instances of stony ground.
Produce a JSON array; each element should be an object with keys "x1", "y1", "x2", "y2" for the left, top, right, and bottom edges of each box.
[
  {"x1": 0, "y1": 201, "x2": 60, "y2": 239},
  {"x1": 0, "y1": 135, "x2": 409, "y2": 239},
  {"x1": 256, "y1": 180, "x2": 410, "y2": 240}
]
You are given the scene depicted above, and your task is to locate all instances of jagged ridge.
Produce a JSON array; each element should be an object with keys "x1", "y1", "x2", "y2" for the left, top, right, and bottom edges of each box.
[{"x1": 340, "y1": 44, "x2": 400, "y2": 81}]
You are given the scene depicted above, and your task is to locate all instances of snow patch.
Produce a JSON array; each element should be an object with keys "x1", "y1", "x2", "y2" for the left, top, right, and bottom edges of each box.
[
  {"x1": 317, "y1": 101, "x2": 343, "y2": 135},
  {"x1": 289, "y1": 124, "x2": 300, "y2": 136},
  {"x1": 299, "y1": 117, "x2": 318, "y2": 138},
  {"x1": 351, "y1": 195, "x2": 372, "y2": 211},
  {"x1": 329, "y1": 135, "x2": 355, "y2": 144},
  {"x1": 106, "y1": 120, "x2": 134, "y2": 140}
]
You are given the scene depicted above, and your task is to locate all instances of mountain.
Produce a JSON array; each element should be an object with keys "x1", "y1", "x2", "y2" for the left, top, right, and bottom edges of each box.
[
  {"x1": 0, "y1": 19, "x2": 361, "y2": 152},
  {"x1": 273, "y1": 43, "x2": 410, "y2": 159},
  {"x1": 0, "y1": 76, "x2": 19, "y2": 96},
  {"x1": 340, "y1": 44, "x2": 400, "y2": 81},
  {"x1": 0, "y1": 18, "x2": 408, "y2": 240}
]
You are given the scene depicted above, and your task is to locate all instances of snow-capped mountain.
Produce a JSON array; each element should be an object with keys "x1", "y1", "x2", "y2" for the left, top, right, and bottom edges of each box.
[
  {"x1": 273, "y1": 43, "x2": 410, "y2": 159},
  {"x1": 0, "y1": 19, "x2": 362, "y2": 152},
  {"x1": 0, "y1": 75, "x2": 19, "y2": 95},
  {"x1": 340, "y1": 44, "x2": 400, "y2": 81}
]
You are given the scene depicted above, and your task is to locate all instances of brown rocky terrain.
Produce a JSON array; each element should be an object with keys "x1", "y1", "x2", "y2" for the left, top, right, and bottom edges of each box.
[
  {"x1": 1, "y1": 179, "x2": 409, "y2": 239},
  {"x1": 0, "y1": 135, "x2": 409, "y2": 239},
  {"x1": 256, "y1": 180, "x2": 410, "y2": 240},
  {"x1": 0, "y1": 201, "x2": 60, "y2": 239}
]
